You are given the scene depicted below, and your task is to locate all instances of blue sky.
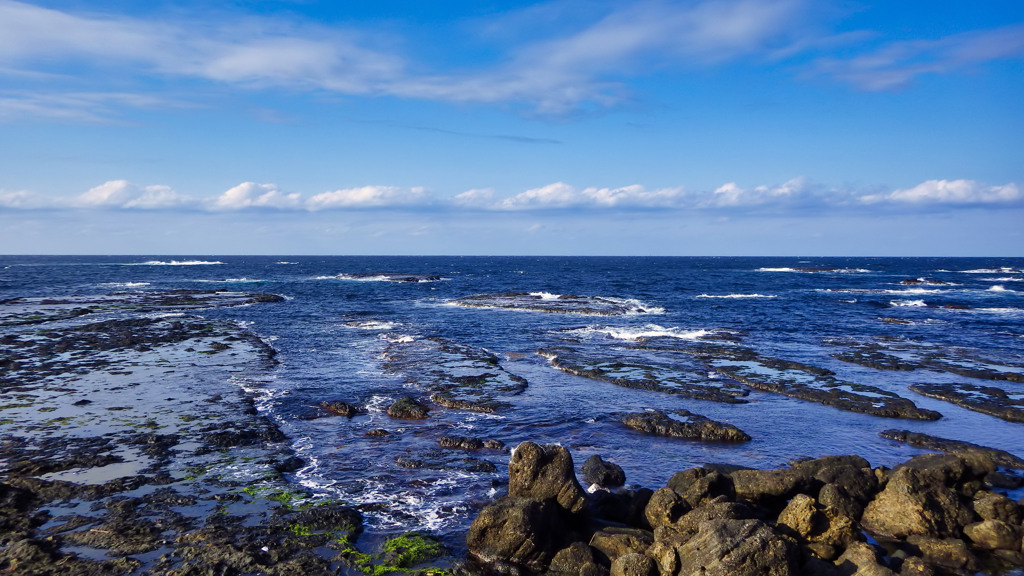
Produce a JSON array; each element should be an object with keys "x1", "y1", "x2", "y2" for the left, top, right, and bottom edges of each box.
[{"x1": 1, "y1": 0, "x2": 1022, "y2": 255}]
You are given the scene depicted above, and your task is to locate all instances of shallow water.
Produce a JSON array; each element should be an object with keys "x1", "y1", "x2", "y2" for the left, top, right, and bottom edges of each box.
[{"x1": 3, "y1": 255, "x2": 1023, "y2": 546}]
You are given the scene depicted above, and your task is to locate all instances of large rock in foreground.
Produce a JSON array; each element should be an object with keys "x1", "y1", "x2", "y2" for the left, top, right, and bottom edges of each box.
[{"x1": 508, "y1": 441, "x2": 587, "y2": 514}]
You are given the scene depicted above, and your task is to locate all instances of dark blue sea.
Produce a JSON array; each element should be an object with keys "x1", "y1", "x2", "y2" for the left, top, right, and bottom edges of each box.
[{"x1": 2, "y1": 256, "x2": 1023, "y2": 541}]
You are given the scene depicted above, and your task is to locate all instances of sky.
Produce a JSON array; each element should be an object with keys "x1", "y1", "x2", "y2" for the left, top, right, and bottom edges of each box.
[{"x1": 0, "y1": 0, "x2": 1022, "y2": 255}]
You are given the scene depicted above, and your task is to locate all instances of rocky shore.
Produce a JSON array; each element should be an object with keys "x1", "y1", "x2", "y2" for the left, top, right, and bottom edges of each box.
[
  {"x1": 466, "y1": 442, "x2": 1024, "y2": 576},
  {"x1": 0, "y1": 290, "x2": 453, "y2": 575}
]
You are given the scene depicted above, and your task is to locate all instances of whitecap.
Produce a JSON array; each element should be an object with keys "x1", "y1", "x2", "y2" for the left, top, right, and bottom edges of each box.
[
  {"x1": 565, "y1": 324, "x2": 712, "y2": 341},
  {"x1": 100, "y1": 282, "x2": 151, "y2": 288},
  {"x1": 959, "y1": 267, "x2": 1023, "y2": 274},
  {"x1": 342, "y1": 320, "x2": 401, "y2": 331},
  {"x1": 981, "y1": 277, "x2": 1024, "y2": 282},
  {"x1": 696, "y1": 293, "x2": 777, "y2": 299},
  {"x1": 528, "y1": 291, "x2": 561, "y2": 300},
  {"x1": 890, "y1": 300, "x2": 927, "y2": 307},
  {"x1": 132, "y1": 260, "x2": 224, "y2": 266},
  {"x1": 757, "y1": 267, "x2": 798, "y2": 272},
  {"x1": 988, "y1": 285, "x2": 1010, "y2": 292}
]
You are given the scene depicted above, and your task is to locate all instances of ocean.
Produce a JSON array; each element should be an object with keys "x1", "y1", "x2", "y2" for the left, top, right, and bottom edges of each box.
[{"x1": 2, "y1": 255, "x2": 1023, "y2": 549}]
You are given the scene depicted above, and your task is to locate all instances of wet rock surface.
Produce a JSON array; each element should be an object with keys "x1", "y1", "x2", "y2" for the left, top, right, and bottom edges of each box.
[
  {"x1": 710, "y1": 355, "x2": 941, "y2": 421},
  {"x1": 0, "y1": 291, "x2": 462, "y2": 576},
  {"x1": 466, "y1": 442, "x2": 1024, "y2": 576},
  {"x1": 382, "y1": 336, "x2": 527, "y2": 413},
  {"x1": 908, "y1": 382, "x2": 1024, "y2": 423},
  {"x1": 880, "y1": 429, "x2": 1024, "y2": 469},
  {"x1": 828, "y1": 338, "x2": 1024, "y2": 383},
  {"x1": 449, "y1": 292, "x2": 660, "y2": 315},
  {"x1": 539, "y1": 346, "x2": 749, "y2": 403},
  {"x1": 620, "y1": 409, "x2": 751, "y2": 443}
]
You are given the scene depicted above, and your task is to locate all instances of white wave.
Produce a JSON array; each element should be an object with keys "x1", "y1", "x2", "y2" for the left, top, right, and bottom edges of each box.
[
  {"x1": 100, "y1": 281, "x2": 151, "y2": 288},
  {"x1": 959, "y1": 267, "x2": 1022, "y2": 274},
  {"x1": 529, "y1": 291, "x2": 561, "y2": 300},
  {"x1": 196, "y1": 277, "x2": 265, "y2": 283},
  {"x1": 988, "y1": 285, "x2": 1011, "y2": 292},
  {"x1": 890, "y1": 299, "x2": 927, "y2": 307},
  {"x1": 381, "y1": 334, "x2": 415, "y2": 343},
  {"x1": 969, "y1": 308, "x2": 1024, "y2": 315},
  {"x1": 132, "y1": 260, "x2": 224, "y2": 266},
  {"x1": 982, "y1": 277, "x2": 1024, "y2": 282},
  {"x1": 566, "y1": 324, "x2": 712, "y2": 341},
  {"x1": 276, "y1": 261, "x2": 297, "y2": 265},
  {"x1": 696, "y1": 293, "x2": 777, "y2": 299},
  {"x1": 343, "y1": 320, "x2": 401, "y2": 331},
  {"x1": 757, "y1": 267, "x2": 870, "y2": 273},
  {"x1": 607, "y1": 297, "x2": 665, "y2": 315}
]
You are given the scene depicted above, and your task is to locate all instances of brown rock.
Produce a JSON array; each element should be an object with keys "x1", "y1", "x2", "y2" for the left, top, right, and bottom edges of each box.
[
  {"x1": 903, "y1": 535, "x2": 977, "y2": 572},
  {"x1": 673, "y1": 518, "x2": 799, "y2": 576},
  {"x1": 729, "y1": 468, "x2": 816, "y2": 507},
  {"x1": 972, "y1": 490, "x2": 1022, "y2": 524},
  {"x1": 666, "y1": 468, "x2": 735, "y2": 507},
  {"x1": 860, "y1": 467, "x2": 974, "y2": 539},
  {"x1": 590, "y1": 527, "x2": 654, "y2": 565},
  {"x1": 549, "y1": 541, "x2": 595, "y2": 573},
  {"x1": 508, "y1": 441, "x2": 587, "y2": 514},
  {"x1": 644, "y1": 487, "x2": 690, "y2": 529},
  {"x1": 776, "y1": 494, "x2": 861, "y2": 561},
  {"x1": 963, "y1": 519, "x2": 1021, "y2": 551},
  {"x1": 834, "y1": 542, "x2": 896, "y2": 576},
  {"x1": 610, "y1": 552, "x2": 657, "y2": 576},
  {"x1": 792, "y1": 456, "x2": 878, "y2": 504},
  {"x1": 896, "y1": 556, "x2": 935, "y2": 576},
  {"x1": 818, "y1": 482, "x2": 864, "y2": 521},
  {"x1": 465, "y1": 497, "x2": 560, "y2": 571}
]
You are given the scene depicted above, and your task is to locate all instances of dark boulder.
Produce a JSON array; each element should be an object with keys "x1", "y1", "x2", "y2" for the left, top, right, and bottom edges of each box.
[
  {"x1": 729, "y1": 467, "x2": 817, "y2": 508},
  {"x1": 666, "y1": 468, "x2": 736, "y2": 508},
  {"x1": 644, "y1": 487, "x2": 690, "y2": 530},
  {"x1": 583, "y1": 455, "x2": 626, "y2": 488},
  {"x1": 386, "y1": 396, "x2": 429, "y2": 420},
  {"x1": 508, "y1": 442, "x2": 587, "y2": 514},
  {"x1": 589, "y1": 527, "x2": 654, "y2": 565},
  {"x1": 319, "y1": 401, "x2": 359, "y2": 418},
  {"x1": 465, "y1": 497, "x2": 561, "y2": 572},
  {"x1": 621, "y1": 410, "x2": 750, "y2": 443}
]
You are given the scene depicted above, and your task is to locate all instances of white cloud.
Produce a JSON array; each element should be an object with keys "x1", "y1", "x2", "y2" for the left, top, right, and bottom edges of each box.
[
  {"x1": 0, "y1": 0, "x2": 816, "y2": 116},
  {"x1": 0, "y1": 188, "x2": 49, "y2": 208},
  {"x1": 703, "y1": 177, "x2": 812, "y2": 207},
  {"x1": 861, "y1": 180, "x2": 1022, "y2": 205},
  {"x1": 211, "y1": 182, "x2": 301, "y2": 210},
  {"x1": 452, "y1": 188, "x2": 496, "y2": 208},
  {"x1": 306, "y1": 186, "x2": 430, "y2": 210},
  {"x1": 497, "y1": 182, "x2": 689, "y2": 210},
  {"x1": 75, "y1": 180, "x2": 194, "y2": 209}
]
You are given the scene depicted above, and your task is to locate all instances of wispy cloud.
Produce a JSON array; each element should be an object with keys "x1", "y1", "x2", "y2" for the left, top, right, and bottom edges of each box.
[
  {"x1": 860, "y1": 179, "x2": 1022, "y2": 205},
  {"x1": 2, "y1": 0, "x2": 1021, "y2": 117},
  {"x1": 811, "y1": 24, "x2": 1024, "y2": 90}
]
